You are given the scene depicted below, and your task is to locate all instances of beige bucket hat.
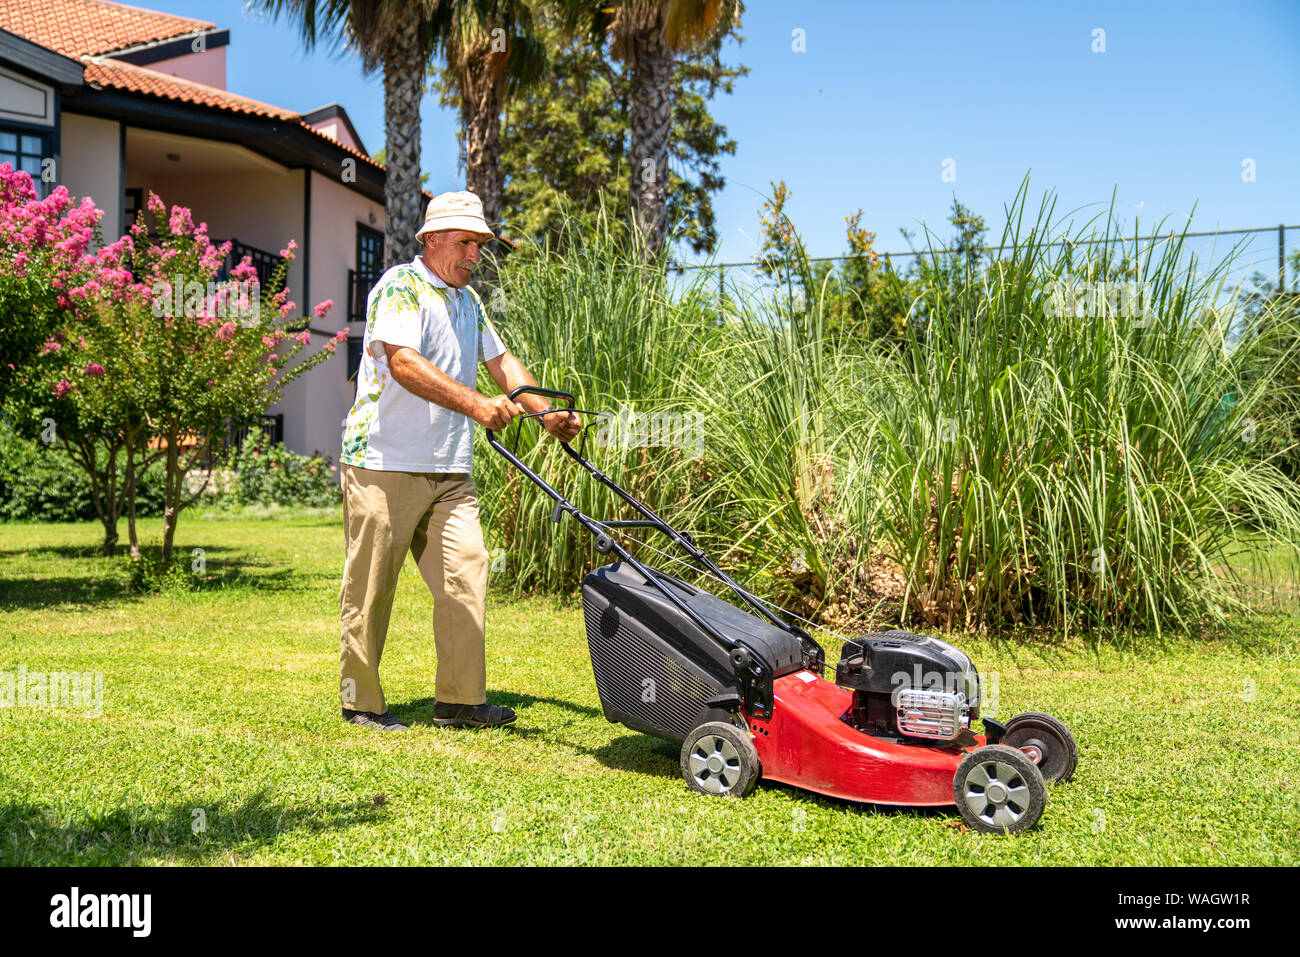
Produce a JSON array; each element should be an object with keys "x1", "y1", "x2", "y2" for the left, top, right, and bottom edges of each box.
[{"x1": 415, "y1": 190, "x2": 495, "y2": 243}]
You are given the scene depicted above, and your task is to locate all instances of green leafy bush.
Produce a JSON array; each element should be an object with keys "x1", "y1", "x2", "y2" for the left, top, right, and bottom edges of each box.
[
  {"x1": 0, "y1": 418, "x2": 166, "y2": 522},
  {"x1": 123, "y1": 550, "x2": 205, "y2": 593},
  {"x1": 226, "y1": 440, "x2": 341, "y2": 508}
]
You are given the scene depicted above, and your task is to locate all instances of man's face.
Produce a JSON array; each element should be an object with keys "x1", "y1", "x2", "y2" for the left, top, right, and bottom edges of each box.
[{"x1": 422, "y1": 229, "x2": 485, "y2": 287}]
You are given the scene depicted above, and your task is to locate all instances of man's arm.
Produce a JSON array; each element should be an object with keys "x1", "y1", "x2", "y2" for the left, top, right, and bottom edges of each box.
[
  {"x1": 485, "y1": 350, "x2": 581, "y2": 441},
  {"x1": 385, "y1": 343, "x2": 520, "y2": 430}
]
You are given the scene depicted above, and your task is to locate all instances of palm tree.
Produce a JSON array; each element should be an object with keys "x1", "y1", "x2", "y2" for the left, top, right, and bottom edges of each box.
[
  {"x1": 435, "y1": 1, "x2": 547, "y2": 232},
  {"x1": 580, "y1": 1, "x2": 739, "y2": 257},
  {"x1": 255, "y1": 1, "x2": 452, "y2": 267}
]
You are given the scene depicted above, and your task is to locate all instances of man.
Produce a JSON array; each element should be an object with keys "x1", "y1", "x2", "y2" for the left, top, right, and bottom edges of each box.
[{"x1": 337, "y1": 191, "x2": 579, "y2": 731}]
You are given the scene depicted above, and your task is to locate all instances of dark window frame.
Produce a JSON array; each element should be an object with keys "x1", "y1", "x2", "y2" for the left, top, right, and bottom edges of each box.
[
  {"x1": 346, "y1": 335, "x2": 365, "y2": 389},
  {"x1": 356, "y1": 222, "x2": 383, "y2": 278},
  {"x1": 0, "y1": 121, "x2": 53, "y2": 196},
  {"x1": 349, "y1": 222, "x2": 383, "y2": 325},
  {"x1": 124, "y1": 187, "x2": 143, "y2": 234}
]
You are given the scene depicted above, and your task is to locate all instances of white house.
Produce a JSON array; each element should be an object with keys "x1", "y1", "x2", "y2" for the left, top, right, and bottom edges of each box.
[{"x1": 0, "y1": 0, "x2": 399, "y2": 462}]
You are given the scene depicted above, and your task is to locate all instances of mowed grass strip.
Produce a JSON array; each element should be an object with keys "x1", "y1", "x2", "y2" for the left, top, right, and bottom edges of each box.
[{"x1": 1, "y1": 514, "x2": 1297, "y2": 865}]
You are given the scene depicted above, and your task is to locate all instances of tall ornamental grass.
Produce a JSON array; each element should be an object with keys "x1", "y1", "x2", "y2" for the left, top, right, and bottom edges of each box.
[
  {"x1": 477, "y1": 189, "x2": 1300, "y2": 639},
  {"x1": 838, "y1": 191, "x2": 1300, "y2": 635},
  {"x1": 473, "y1": 209, "x2": 719, "y2": 592}
]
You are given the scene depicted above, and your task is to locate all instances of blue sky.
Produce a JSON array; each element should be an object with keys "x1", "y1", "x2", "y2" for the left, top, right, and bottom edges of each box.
[{"x1": 146, "y1": 0, "x2": 1299, "y2": 271}]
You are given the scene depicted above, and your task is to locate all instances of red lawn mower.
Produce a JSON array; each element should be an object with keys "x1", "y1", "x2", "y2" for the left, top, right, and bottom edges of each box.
[{"x1": 488, "y1": 387, "x2": 1078, "y2": 834}]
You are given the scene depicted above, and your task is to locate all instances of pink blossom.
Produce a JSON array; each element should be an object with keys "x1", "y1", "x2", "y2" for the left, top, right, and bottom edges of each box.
[
  {"x1": 230, "y1": 258, "x2": 257, "y2": 282},
  {"x1": 84, "y1": 363, "x2": 106, "y2": 377},
  {"x1": 296, "y1": 329, "x2": 312, "y2": 344},
  {"x1": 53, "y1": 380, "x2": 72, "y2": 398},
  {"x1": 313, "y1": 299, "x2": 334, "y2": 318},
  {"x1": 332, "y1": 329, "x2": 349, "y2": 342},
  {"x1": 147, "y1": 191, "x2": 165, "y2": 213},
  {"x1": 215, "y1": 322, "x2": 236, "y2": 341},
  {"x1": 279, "y1": 239, "x2": 298, "y2": 258},
  {"x1": 0, "y1": 163, "x2": 38, "y2": 203}
]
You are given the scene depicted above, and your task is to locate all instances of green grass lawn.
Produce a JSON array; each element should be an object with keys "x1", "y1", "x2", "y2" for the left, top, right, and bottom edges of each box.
[{"x1": 1, "y1": 511, "x2": 1298, "y2": 865}]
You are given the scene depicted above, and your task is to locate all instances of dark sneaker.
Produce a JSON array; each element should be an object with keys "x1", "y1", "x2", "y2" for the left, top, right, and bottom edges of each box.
[
  {"x1": 431, "y1": 701, "x2": 517, "y2": 728},
  {"x1": 342, "y1": 708, "x2": 409, "y2": 731}
]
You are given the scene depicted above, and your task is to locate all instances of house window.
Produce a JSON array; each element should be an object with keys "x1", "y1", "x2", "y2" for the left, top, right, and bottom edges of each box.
[
  {"x1": 0, "y1": 126, "x2": 50, "y2": 195},
  {"x1": 345, "y1": 332, "x2": 366, "y2": 384},
  {"x1": 124, "y1": 187, "x2": 143, "y2": 234},
  {"x1": 350, "y1": 223, "x2": 383, "y2": 323},
  {"x1": 357, "y1": 223, "x2": 383, "y2": 279}
]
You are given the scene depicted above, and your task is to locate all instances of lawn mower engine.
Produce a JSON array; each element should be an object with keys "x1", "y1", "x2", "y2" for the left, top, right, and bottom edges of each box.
[{"x1": 835, "y1": 630, "x2": 981, "y2": 744}]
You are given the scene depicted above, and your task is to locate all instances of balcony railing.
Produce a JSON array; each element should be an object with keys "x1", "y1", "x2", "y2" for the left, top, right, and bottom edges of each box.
[
  {"x1": 213, "y1": 239, "x2": 286, "y2": 291},
  {"x1": 230, "y1": 413, "x2": 285, "y2": 451},
  {"x1": 348, "y1": 269, "x2": 381, "y2": 323}
]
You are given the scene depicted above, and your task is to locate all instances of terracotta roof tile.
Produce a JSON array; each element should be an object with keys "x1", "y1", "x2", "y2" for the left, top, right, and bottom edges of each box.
[
  {"x1": 0, "y1": 0, "x2": 213, "y2": 58},
  {"x1": 80, "y1": 57, "x2": 384, "y2": 172},
  {"x1": 3, "y1": 0, "x2": 383, "y2": 176},
  {"x1": 82, "y1": 56, "x2": 296, "y2": 120}
]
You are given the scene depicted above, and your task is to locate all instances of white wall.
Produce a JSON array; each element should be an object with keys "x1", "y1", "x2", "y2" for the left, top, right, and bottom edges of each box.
[
  {"x1": 271, "y1": 169, "x2": 385, "y2": 463},
  {"x1": 134, "y1": 164, "x2": 316, "y2": 452},
  {"x1": 59, "y1": 113, "x2": 122, "y2": 246}
]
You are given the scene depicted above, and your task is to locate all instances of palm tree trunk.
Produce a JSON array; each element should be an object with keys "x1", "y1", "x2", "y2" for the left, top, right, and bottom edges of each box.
[
  {"x1": 460, "y1": 38, "x2": 507, "y2": 288},
  {"x1": 460, "y1": 38, "x2": 505, "y2": 229},
  {"x1": 627, "y1": 14, "x2": 673, "y2": 259},
  {"x1": 382, "y1": 21, "x2": 426, "y2": 268}
]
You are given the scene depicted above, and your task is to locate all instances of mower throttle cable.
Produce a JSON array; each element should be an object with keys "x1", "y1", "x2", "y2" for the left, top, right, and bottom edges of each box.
[{"x1": 509, "y1": 406, "x2": 604, "y2": 455}]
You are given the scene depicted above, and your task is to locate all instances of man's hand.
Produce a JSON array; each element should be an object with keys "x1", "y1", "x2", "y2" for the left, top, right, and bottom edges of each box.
[
  {"x1": 482, "y1": 350, "x2": 580, "y2": 441},
  {"x1": 473, "y1": 394, "x2": 524, "y2": 431},
  {"x1": 542, "y1": 409, "x2": 582, "y2": 443}
]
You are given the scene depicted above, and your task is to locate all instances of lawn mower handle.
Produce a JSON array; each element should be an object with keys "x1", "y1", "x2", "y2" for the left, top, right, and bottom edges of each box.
[{"x1": 505, "y1": 385, "x2": 576, "y2": 409}]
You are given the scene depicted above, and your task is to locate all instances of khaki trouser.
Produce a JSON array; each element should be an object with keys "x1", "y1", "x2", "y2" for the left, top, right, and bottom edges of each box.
[{"x1": 338, "y1": 464, "x2": 489, "y2": 715}]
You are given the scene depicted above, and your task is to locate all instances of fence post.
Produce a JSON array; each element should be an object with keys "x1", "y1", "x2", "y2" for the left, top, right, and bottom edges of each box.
[{"x1": 1281, "y1": 224, "x2": 1287, "y2": 294}]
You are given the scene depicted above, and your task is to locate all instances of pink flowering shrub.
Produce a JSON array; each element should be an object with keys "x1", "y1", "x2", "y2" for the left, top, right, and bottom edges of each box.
[
  {"x1": 0, "y1": 163, "x2": 134, "y2": 404},
  {"x1": 1, "y1": 165, "x2": 344, "y2": 559}
]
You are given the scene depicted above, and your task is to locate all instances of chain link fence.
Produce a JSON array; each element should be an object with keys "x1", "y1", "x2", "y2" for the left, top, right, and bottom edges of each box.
[{"x1": 672, "y1": 223, "x2": 1298, "y2": 306}]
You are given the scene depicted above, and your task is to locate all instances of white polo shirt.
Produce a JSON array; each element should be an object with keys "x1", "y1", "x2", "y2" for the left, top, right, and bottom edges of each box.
[{"x1": 339, "y1": 256, "x2": 506, "y2": 473}]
